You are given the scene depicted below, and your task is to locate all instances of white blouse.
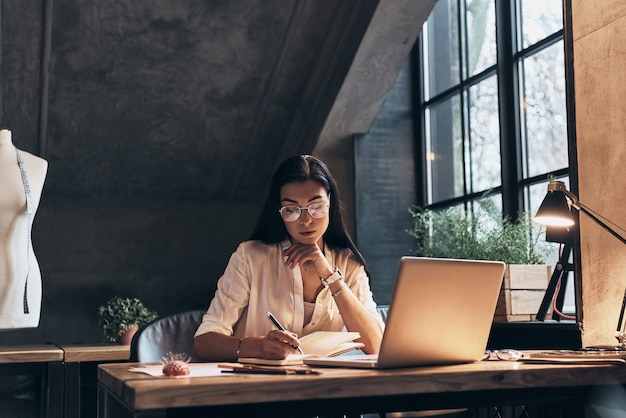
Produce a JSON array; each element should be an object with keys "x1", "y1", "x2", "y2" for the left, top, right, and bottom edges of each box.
[{"x1": 194, "y1": 240, "x2": 383, "y2": 338}]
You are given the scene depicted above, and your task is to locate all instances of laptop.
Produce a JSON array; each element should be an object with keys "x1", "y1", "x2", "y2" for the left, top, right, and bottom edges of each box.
[{"x1": 304, "y1": 256, "x2": 505, "y2": 368}]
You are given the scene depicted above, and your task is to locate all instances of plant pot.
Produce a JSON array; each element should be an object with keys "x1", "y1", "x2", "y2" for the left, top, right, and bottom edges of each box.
[
  {"x1": 494, "y1": 265, "x2": 552, "y2": 321},
  {"x1": 118, "y1": 324, "x2": 139, "y2": 345}
]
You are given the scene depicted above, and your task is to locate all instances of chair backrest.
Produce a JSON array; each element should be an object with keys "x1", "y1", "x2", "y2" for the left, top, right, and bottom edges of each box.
[{"x1": 130, "y1": 309, "x2": 205, "y2": 362}]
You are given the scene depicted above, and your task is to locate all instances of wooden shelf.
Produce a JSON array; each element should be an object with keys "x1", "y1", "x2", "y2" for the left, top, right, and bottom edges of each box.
[
  {"x1": 0, "y1": 344, "x2": 64, "y2": 363},
  {"x1": 60, "y1": 344, "x2": 130, "y2": 363}
]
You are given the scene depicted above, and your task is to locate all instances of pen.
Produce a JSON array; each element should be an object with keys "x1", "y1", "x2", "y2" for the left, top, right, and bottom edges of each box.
[
  {"x1": 266, "y1": 311, "x2": 305, "y2": 354},
  {"x1": 218, "y1": 364, "x2": 320, "y2": 375}
]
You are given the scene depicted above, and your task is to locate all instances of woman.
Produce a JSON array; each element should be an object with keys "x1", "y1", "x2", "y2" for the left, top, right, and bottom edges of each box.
[{"x1": 193, "y1": 155, "x2": 383, "y2": 361}]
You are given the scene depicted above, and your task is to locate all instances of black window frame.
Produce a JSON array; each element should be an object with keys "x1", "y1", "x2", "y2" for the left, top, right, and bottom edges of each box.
[{"x1": 412, "y1": 0, "x2": 569, "y2": 219}]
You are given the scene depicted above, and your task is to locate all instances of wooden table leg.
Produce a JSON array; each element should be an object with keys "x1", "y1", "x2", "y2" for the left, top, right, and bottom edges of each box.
[
  {"x1": 64, "y1": 361, "x2": 81, "y2": 418},
  {"x1": 45, "y1": 361, "x2": 64, "y2": 418}
]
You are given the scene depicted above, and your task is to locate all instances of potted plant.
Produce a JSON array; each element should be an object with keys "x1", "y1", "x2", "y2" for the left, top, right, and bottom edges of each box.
[
  {"x1": 98, "y1": 296, "x2": 158, "y2": 344},
  {"x1": 407, "y1": 199, "x2": 553, "y2": 321}
]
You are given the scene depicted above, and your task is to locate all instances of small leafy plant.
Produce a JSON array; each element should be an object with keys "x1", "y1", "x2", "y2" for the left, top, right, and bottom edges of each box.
[
  {"x1": 407, "y1": 199, "x2": 551, "y2": 265},
  {"x1": 98, "y1": 296, "x2": 158, "y2": 342}
]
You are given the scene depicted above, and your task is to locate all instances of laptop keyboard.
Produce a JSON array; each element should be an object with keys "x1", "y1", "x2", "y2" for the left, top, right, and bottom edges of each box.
[{"x1": 343, "y1": 354, "x2": 378, "y2": 361}]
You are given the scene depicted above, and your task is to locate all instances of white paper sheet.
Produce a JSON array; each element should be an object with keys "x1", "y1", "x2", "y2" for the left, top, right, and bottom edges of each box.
[{"x1": 129, "y1": 363, "x2": 228, "y2": 377}]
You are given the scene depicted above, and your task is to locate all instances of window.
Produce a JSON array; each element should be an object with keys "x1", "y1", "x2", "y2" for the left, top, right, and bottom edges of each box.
[{"x1": 415, "y1": 0, "x2": 572, "y2": 316}]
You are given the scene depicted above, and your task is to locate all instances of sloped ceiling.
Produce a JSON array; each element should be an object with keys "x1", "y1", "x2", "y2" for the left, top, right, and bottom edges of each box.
[{"x1": 1, "y1": 0, "x2": 434, "y2": 202}]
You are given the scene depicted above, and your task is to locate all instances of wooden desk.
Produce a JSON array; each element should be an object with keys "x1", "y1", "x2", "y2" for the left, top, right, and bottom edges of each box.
[
  {"x1": 97, "y1": 360, "x2": 626, "y2": 417},
  {"x1": 61, "y1": 344, "x2": 130, "y2": 418},
  {"x1": 0, "y1": 345, "x2": 64, "y2": 418}
]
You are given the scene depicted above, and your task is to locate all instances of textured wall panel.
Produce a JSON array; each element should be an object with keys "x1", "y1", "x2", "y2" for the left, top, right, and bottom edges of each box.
[{"x1": 572, "y1": 0, "x2": 626, "y2": 347}]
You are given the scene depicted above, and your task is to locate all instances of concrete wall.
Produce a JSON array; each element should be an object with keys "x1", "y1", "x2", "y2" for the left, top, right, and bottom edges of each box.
[
  {"x1": 0, "y1": 0, "x2": 337, "y2": 344},
  {"x1": 571, "y1": 0, "x2": 626, "y2": 347}
]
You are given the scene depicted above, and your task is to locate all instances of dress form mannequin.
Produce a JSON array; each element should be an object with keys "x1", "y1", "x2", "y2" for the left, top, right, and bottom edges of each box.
[{"x1": 0, "y1": 129, "x2": 48, "y2": 329}]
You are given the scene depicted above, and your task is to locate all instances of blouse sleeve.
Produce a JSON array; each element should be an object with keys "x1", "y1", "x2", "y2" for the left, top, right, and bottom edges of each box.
[
  {"x1": 194, "y1": 243, "x2": 252, "y2": 337},
  {"x1": 341, "y1": 254, "x2": 386, "y2": 331}
]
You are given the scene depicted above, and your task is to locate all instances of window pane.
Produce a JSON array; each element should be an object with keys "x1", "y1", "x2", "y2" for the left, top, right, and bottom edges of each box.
[
  {"x1": 427, "y1": 96, "x2": 463, "y2": 203},
  {"x1": 466, "y1": 0, "x2": 496, "y2": 76},
  {"x1": 471, "y1": 193, "x2": 502, "y2": 231},
  {"x1": 417, "y1": 0, "x2": 571, "y2": 322},
  {"x1": 521, "y1": 41, "x2": 568, "y2": 178},
  {"x1": 468, "y1": 76, "x2": 501, "y2": 192},
  {"x1": 518, "y1": 0, "x2": 563, "y2": 50},
  {"x1": 425, "y1": 0, "x2": 460, "y2": 99}
]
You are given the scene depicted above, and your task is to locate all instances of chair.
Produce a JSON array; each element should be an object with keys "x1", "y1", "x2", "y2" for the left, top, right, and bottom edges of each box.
[
  {"x1": 130, "y1": 309, "x2": 205, "y2": 362},
  {"x1": 376, "y1": 305, "x2": 389, "y2": 323},
  {"x1": 131, "y1": 307, "x2": 388, "y2": 363}
]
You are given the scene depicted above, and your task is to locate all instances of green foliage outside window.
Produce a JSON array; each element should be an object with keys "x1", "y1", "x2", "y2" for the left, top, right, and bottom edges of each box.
[{"x1": 407, "y1": 200, "x2": 551, "y2": 265}]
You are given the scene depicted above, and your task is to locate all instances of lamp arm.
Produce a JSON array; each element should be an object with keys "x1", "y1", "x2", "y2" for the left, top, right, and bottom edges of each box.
[
  {"x1": 576, "y1": 202, "x2": 626, "y2": 246},
  {"x1": 580, "y1": 200, "x2": 626, "y2": 347},
  {"x1": 616, "y1": 288, "x2": 626, "y2": 346},
  {"x1": 547, "y1": 181, "x2": 626, "y2": 343}
]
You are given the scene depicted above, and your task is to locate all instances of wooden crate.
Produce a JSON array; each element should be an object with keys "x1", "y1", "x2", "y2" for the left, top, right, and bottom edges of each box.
[{"x1": 494, "y1": 265, "x2": 552, "y2": 322}]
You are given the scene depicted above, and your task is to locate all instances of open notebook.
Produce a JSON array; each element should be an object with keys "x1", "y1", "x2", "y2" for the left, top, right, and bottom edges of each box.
[
  {"x1": 304, "y1": 257, "x2": 506, "y2": 369},
  {"x1": 238, "y1": 331, "x2": 363, "y2": 366}
]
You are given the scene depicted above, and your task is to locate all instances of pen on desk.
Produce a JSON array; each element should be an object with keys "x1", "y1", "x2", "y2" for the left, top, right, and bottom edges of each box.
[
  {"x1": 266, "y1": 311, "x2": 305, "y2": 354},
  {"x1": 218, "y1": 364, "x2": 320, "y2": 375}
]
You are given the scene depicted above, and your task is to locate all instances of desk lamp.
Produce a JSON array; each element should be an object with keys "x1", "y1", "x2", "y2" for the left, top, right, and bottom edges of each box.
[{"x1": 534, "y1": 180, "x2": 626, "y2": 347}]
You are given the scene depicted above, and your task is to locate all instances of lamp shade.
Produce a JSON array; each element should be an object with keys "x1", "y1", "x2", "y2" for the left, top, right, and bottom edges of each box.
[{"x1": 534, "y1": 190, "x2": 575, "y2": 227}]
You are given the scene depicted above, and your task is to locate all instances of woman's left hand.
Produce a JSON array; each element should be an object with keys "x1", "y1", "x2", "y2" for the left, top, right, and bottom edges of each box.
[{"x1": 282, "y1": 242, "x2": 333, "y2": 277}]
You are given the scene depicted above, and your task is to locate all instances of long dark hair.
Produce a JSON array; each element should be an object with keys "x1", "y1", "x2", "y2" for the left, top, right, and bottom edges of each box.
[{"x1": 250, "y1": 155, "x2": 370, "y2": 275}]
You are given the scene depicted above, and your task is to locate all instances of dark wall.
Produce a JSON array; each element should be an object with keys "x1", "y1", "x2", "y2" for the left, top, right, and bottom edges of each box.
[
  {"x1": 0, "y1": 0, "x2": 433, "y2": 344},
  {"x1": 0, "y1": 0, "x2": 361, "y2": 344},
  {"x1": 0, "y1": 198, "x2": 255, "y2": 344}
]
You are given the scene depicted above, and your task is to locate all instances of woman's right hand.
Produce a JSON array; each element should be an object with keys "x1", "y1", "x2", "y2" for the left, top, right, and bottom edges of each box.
[{"x1": 260, "y1": 329, "x2": 302, "y2": 359}]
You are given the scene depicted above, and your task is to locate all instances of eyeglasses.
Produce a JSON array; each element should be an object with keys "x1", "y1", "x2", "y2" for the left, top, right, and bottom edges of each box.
[
  {"x1": 482, "y1": 349, "x2": 522, "y2": 361},
  {"x1": 279, "y1": 202, "x2": 329, "y2": 222}
]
